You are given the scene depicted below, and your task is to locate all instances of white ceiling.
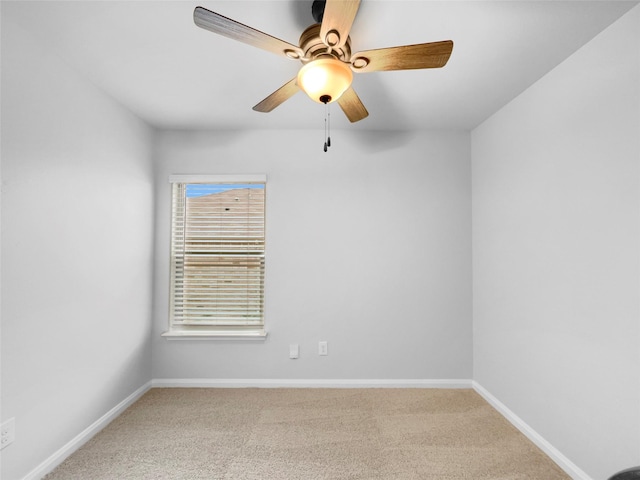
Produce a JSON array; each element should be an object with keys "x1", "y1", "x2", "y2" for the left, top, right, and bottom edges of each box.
[{"x1": 3, "y1": 1, "x2": 637, "y2": 131}]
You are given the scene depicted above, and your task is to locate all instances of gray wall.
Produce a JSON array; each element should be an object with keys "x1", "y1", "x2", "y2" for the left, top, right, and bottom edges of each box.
[
  {"x1": 1, "y1": 16, "x2": 155, "y2": 480},
  {"x1": 471, "y1": 6, "x2": 640, "y2": 479},
  {"x1": 151, "y1": 129, "x2": 473, "y2": 381}
]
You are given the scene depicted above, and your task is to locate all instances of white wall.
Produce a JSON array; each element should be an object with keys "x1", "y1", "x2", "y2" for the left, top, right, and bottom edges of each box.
[
  {"x1": 152, "y1": 129, "x2": 472, "y2": 381},
  {"x1": 1, "y1": 16, "x2": 155, "y2": 480},
  {"x1": 472, "y1": 6, "x2": 640, "y2": 480}
]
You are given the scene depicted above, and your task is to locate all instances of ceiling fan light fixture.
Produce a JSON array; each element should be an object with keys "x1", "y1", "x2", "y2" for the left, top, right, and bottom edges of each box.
[{"x1": 297, "y1": 57, "x2": 353, "y2": 104}]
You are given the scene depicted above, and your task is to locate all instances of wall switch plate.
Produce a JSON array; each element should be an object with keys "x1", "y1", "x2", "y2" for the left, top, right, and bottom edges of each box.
[
  {"x1": 1, "y1": 418, "x2": 15, "y2": 450},
  {"x1": 289, "y1": 344, "x2": 299, "y2": 359},
  {"x1": 319, "y1": 341, "x2": 328, "y2": 356}
]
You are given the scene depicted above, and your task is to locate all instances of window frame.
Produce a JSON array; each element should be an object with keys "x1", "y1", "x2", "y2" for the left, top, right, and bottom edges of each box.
[{"x1": 162, "y1": 174, "x2": 268, "y2": 340}]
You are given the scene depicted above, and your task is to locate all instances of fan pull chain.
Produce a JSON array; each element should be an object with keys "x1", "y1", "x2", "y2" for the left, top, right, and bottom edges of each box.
[
  {"x1": 324, "y1": 107, "x2": 328, "y2": 152},
  {"x1": 327, "y1": 104, "x2": 331, "y2": 148},
  {"x1": 321, "y1": 95, "x2": 332, "y2": 153}
]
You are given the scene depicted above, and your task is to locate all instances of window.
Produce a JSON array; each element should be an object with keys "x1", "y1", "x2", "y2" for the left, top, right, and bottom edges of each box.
[{"x1": 164, "y1": 175, "x2": 267, "y2": 338}]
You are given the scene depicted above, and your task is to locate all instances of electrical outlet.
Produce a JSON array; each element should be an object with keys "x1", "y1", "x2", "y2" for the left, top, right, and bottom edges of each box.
[
  {"x1": 289, "y1": 343, "x2": 299, "y2": 359},
  {"x1": 319, "y1": 341, "x2": 328, "y2": 356},
  {"x1": 1, "y1": 418, "x2": 15, "y2": 450}
]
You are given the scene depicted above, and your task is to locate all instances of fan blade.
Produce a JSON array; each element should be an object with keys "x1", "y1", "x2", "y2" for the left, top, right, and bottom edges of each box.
[
  {"x1": 194, "y1": 7, "x2": 303, "y2": 60},
  {"x1": 337, "y1": 87, "x2": 368, "y2": 123},
  {"x1": 320, "y1": 0, "x2": 360, "y2": 49},
  {"x1": 351, "y1": 41, "x2": 453, "y2": 73},
  {"x1": 253, "y1": 78, "x2": 300, "y2": 113}
]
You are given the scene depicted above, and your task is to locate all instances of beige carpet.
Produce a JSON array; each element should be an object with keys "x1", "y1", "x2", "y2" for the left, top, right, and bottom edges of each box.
[{"x1": 45, "y1": 388, "x2": 570, "y2": 479}]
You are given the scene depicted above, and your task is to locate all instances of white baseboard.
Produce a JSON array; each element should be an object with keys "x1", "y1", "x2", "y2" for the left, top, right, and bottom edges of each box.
[
  {"x1": 472, "y1": 381, "x2": 592, "y2": 480},
  {"x1": 22, "y1": 381, "x2": 152, "y2": 480},
  {"x1": 151, "y1": 378, "x2": 473, "y2": 389}
]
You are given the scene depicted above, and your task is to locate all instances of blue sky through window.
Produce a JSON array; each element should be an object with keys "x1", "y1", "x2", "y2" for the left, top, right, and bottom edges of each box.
[{"x1": 186, "y1": 183, "x2": 264, "y2": 198}]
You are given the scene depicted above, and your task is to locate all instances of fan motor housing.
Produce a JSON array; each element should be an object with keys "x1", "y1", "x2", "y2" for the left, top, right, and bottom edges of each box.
[{"x1": 299, "y1": 24, "x2": 351, "y2": 63}]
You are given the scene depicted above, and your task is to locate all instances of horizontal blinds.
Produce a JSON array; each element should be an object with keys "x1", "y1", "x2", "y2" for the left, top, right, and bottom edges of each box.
[{"x1": 170, "y1": 182, "x2": 265, "y2": 327}]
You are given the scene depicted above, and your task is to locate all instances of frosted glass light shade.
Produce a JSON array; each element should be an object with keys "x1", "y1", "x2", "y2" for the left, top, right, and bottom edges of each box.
[{"x1": 297, "y1": 58, "x2": 353, "y2": 104}]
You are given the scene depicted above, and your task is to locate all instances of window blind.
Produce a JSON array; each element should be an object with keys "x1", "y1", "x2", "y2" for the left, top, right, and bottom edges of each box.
[{"x1": 170, "y1": 181, "x2": 265, "y2": 331}]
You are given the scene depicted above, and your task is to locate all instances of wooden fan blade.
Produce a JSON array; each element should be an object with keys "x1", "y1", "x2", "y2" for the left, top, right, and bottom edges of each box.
[
  {"x1": 320, "y1": 0, "x2": 360, "y2": 49},
  {"x1": 337, "y1": 87, "x2": 368, "y2": 123},
  {"x1": 253, "y1": 78, "x2": 300, "y2": 113},
  {"x1": 194, "y1": 7, "x2": 303, "y2": 60},
  {"x1": 351, "y1": 41, "x2": 453, "y2": 73}
]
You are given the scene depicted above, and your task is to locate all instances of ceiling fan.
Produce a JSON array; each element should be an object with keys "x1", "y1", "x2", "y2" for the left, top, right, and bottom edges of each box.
[{"x1": 193, "y1": 0, "x2": 453, "y2": 123}]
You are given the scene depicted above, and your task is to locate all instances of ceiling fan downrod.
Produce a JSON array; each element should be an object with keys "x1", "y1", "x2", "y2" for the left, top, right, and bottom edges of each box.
[{"x1": 312, "y1": 0, "x2": 326, "y2": 23}]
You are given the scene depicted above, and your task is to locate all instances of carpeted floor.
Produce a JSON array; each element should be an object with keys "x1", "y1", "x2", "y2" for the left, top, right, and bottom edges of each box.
[{"x1": 44, "y1": 388, "x2": 570, "y2": 479}]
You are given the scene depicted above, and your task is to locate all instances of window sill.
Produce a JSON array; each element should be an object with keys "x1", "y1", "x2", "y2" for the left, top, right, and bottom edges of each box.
[{"x1": 161, "y1": 329, "x2": 268, "y2": 341}]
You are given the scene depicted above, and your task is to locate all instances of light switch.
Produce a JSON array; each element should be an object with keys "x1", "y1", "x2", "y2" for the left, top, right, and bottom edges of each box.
[{"x1": 289, "y1": 344, "x2": 299, "y2": 359}]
